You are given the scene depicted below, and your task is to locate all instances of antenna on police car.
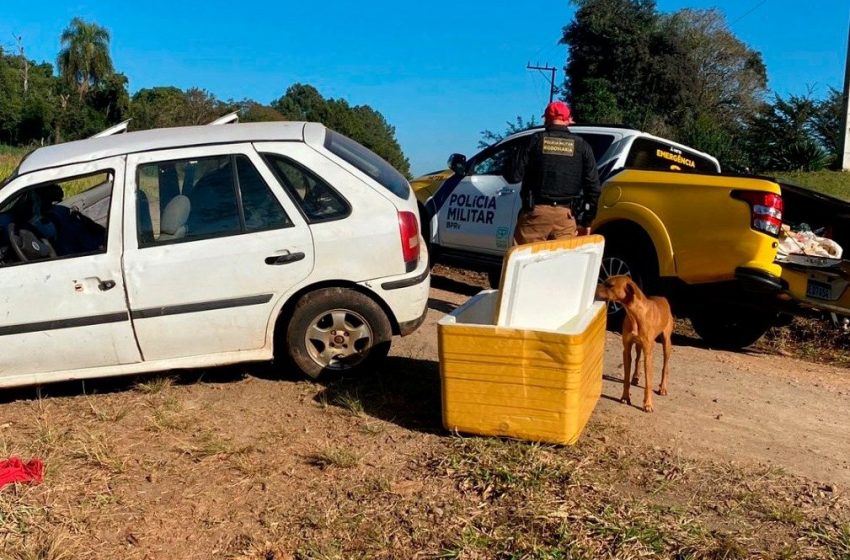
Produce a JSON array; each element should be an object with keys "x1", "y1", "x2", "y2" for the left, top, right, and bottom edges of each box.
[{"x1": 526, "y1": 62, "x2": 558, "y2": 104}]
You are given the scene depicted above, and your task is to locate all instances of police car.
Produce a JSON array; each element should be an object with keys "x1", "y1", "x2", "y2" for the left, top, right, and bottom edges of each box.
[
  {"x1": 0, "y1": 121, "x2": 429, "y2": 387},
  {"x1": 416, "y1": 125, "x2": 719, "y2": 284}
]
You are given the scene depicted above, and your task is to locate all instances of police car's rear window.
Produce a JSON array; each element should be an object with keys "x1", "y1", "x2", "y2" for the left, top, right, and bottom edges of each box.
[
  {"x1": 625, "y1": 138, "x2": 719, "y2": 173},
  {"x1": 324, "y1": 130, "x2": 410, "y2": 200}
]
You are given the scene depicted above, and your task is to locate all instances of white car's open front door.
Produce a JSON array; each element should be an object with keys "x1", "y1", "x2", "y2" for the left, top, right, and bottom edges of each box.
[{"x1": 0, "y1": 156, "x2": 140, "y2": 386}]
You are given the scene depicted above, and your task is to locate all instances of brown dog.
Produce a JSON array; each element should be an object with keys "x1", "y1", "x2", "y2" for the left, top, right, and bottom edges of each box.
[{"x1": 595, "y1": 275, "x2": 673, "y2": 413}]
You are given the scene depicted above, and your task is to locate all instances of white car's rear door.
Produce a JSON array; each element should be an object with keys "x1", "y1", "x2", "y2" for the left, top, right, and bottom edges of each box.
[{"x1": 123, "y1": 144, "x2": 313, "y2": 362}]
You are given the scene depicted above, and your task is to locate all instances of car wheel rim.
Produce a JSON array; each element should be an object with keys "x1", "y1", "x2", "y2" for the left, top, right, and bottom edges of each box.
[
  {"x1": 599, "y1": 256, "x2": 632, "y2": 315},
  {"x1": 305, "y1": 308, "x2": 373, "y2": 370}
]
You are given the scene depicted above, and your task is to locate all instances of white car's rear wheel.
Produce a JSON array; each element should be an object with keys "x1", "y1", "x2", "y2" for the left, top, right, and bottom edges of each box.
[{"x1": 285, "y1": 288, "x2": 391, "y2": 379}]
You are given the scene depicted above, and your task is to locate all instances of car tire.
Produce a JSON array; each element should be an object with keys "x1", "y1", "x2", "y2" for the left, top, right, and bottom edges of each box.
[
  {"x1": 690, "y1": 306, "x2": 772, "y2": 350},
  {"x1": 599, "y1": 238, "x2": 658, "y2": 330},
  {"x1": 285, "y1": 288, "x2": 392, "y2": 379}
]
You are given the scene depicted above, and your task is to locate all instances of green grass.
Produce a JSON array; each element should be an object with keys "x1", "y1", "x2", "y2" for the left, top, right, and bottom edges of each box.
[{"x1": 773, "y1": 170, "x2": 850, "y2": 201}]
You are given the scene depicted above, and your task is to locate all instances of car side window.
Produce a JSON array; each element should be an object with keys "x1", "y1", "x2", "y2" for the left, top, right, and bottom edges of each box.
[
  {"x1": 470, "y1": 139, "x2": 525, "y2": 177},
  {"x1": 262, "y1": 154, "x2": 350, "y2": 223},
  {"x1": 136, "y1": 154, "x2": 292, "y2": 247},
  {"x1": 0, "y1": 171, "x2": 113, "y2": 266},
  {"x1": 575, "y1": 133, "x2": 616, "y2": 162},
  {"x1": 235, "y1": 156, "x2": 293, "y2": 232}
]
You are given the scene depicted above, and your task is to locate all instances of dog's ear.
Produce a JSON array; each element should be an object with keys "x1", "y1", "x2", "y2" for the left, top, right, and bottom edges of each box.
[{"x1": 623, "y1": 281, "x2": 635, "y2": 305}]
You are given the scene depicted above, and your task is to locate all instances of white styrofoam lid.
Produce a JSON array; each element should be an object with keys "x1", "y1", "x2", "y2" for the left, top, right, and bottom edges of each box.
[{"x1": 496, "y1": 236, "x2": 605, "y2": 330}]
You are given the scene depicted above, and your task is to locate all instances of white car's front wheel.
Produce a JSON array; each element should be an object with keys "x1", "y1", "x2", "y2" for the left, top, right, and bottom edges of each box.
[{"x1": 285, "y1": 288, "x2": 392, "y2": 379}]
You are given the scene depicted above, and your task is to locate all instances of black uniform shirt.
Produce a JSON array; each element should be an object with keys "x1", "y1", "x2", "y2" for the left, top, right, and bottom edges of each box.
[{"x1": 514, "y1": 125, "x2": 601, "y2": 208}]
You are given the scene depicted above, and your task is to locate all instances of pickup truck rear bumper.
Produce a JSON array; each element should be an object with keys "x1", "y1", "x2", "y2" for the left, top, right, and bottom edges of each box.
[{"x1": 735, "y1": 267, "x2": 787, "y2": 292}]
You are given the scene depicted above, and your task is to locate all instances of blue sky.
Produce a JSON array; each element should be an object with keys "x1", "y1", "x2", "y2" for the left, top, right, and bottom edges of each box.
[{"x1": 2, "y1": 0, "x2": 848, "y2": 175}]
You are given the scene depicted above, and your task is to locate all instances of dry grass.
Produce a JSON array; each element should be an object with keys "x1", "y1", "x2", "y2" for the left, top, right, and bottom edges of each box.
[
  {"x1": 422, "y1": 434, "x2": 849, "y2": 559},
  {"x1": 70, "y1": 431, "x2": 126, "y2": 474},
  {"x1": 0, "y1": 373, "x2": 846, "y2": 558},
  {"x1": 308, "y1": 445, "x2": 362, "y2": 469},
  {"x1": 134, "y1": 375, "x2": 174, "y2": 394},
  {"x1": 759, "y1": 315, "x2": 850, "y2": 367}
]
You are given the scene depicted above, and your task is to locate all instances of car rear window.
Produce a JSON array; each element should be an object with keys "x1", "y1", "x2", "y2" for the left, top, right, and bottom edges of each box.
[
  {"x1": 324, "y1": 130, "x2": 410, "y2": 200},
  {"x1": 625, "y1": 137, "x2": 719, "y2": 173}
]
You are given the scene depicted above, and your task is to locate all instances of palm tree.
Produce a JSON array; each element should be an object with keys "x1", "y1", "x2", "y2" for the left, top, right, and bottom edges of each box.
[{"x1": 57, "y1": 18, "x2": 114, "y2": 100}]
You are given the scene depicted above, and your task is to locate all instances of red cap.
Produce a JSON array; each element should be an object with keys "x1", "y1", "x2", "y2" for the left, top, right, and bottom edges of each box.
[{"x1": 543, "y1": 101, "x2": 574, "y2": 125}]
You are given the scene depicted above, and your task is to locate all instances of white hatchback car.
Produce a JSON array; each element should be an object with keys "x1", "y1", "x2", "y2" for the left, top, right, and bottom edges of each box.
[{"x1": 0, "y1": 122, "x2": 429, "y2": 387}]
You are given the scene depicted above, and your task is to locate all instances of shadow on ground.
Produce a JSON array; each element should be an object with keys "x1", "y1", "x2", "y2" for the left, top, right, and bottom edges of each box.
[
  {"x1": 428, "y1": 297, "x2": 458, "y2": 314},
  {"x1": 430, "y1": 274, "x2": 484, "y2": 297},
  {"x1": 313, "y1": 356, "x2": 443, "y2": 434},
  {"x1": 0, "y1": 364, "x2": 261, "y2": 406}
]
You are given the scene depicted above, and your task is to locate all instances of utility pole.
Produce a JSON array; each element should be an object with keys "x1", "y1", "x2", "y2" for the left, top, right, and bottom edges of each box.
[
  {"x1": 526, "y1": 62, "x2": 558, "y2": 104},
  {"x1": 13, "y1": 34, "x2": 28, "y2": 97},
  {"x1": 841, "y1": 20, "x2": 850, "y2": 170}
]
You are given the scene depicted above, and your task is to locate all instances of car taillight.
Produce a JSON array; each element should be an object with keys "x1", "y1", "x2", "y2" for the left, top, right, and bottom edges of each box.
[
  {"x1": 398, "y1": 211, "x2": 420, "y2": 270},
  {"x1": 732, "y1": 190, "x2": 783, "y2": 237}
]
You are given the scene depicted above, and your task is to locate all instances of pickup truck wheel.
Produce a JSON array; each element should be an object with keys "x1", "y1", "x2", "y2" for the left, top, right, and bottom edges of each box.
[
  {"x1": 285, "y1": 288, "x2": 392, "y2": 379},
  {"x1": 690, "y1": 307, "x2": 772, "y2": 350}
]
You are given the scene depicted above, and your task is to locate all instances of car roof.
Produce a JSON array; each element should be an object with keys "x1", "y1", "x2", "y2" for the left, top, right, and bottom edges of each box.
[
  {"x1": 18, "y1": 122, "x2": 321, "y2": 175},
  {"x1": 495, "y1": 125, "x2": 719, "y2": 167}
]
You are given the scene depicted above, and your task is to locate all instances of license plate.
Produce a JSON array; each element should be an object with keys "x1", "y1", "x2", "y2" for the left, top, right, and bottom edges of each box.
[{"x1": 806, "y1": 279, "x2": 832, "y2": 300}]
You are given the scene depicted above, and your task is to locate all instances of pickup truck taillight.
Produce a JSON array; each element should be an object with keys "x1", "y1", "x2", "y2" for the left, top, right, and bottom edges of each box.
[
  {"x1": 732, "y1": 190, "x2": 783, "y2": 237},
  {"x1": 398, "y1": 211, "x2": 420, "y2": 271}
]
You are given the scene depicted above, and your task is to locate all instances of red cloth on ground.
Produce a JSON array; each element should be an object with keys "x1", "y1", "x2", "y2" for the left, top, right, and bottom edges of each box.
[{"x1": 0, "y1": 457, "x2": 44, "y2": 488}]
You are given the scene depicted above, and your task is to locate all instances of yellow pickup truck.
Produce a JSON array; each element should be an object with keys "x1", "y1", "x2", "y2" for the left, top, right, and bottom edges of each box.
[{"x1": 415, "y1": 125, "x2": 850, "y2": 349}]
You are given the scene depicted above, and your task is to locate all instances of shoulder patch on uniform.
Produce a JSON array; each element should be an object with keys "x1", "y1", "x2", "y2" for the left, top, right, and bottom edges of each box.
[{"x1": 542, "y1": 137, "x2": 575, "y2": 156}]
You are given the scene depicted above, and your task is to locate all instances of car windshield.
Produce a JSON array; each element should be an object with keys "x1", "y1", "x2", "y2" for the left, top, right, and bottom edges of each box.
[
  {"x1": 324, "y1": 130, "x2": 410, "y2": 200},
  {"x1": 0, "y1": 160, "x2": 23, "y2": 190}
]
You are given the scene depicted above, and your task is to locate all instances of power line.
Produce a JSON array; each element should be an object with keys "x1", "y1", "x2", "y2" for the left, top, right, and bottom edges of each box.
[
  {"x1": 526, "y1": 62, "x2": 558, "y2": 104},
  {"x1": 731, "y1": 0, "x2": 768, "y2": 25}
]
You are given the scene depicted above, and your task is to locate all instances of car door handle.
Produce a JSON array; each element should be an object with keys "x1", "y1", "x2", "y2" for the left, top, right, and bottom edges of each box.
[
  {"x1": 98, "y1": 279, "x2": 116, "y2": 291},
  {"x1": 497, "y1": 188, "x2": 515, "y2": 197},
  {"x1": 265, "y1": 251, "x2": 306, "y2": 265}
]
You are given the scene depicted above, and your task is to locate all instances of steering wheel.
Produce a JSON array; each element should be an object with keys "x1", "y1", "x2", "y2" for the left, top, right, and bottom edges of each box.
[{"x1": 6, "y1": 222, "x2": 57, "y2": 262}]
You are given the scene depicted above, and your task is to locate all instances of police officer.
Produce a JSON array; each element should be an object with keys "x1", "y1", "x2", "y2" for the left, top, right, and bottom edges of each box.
[{"x1": 512, "y1": 101, "x2": 601, "y2": 244}]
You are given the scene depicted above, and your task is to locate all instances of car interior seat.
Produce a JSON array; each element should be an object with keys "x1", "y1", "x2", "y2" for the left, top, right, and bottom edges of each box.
[
  {"x1": 137, "y1": 190, "x2": 155, "y2": 245},
  {"x1": 186, "y1": 163, "x2": 240, "y2": 237},
  {"x1": 158, "y1": 195, "x2": 191, "y2": 241},
  {"x1": 158, "y1": 164, "x2": 180, "y2": 216}
]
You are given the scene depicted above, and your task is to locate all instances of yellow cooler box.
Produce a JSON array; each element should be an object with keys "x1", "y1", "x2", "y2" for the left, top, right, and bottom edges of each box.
[{"x1": 437, "y1": 236, "x2": 607, "y2": 445}]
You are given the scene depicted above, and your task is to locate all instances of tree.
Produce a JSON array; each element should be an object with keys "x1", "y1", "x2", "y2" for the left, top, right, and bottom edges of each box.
[
  {"x1": 478, "y1": 115, "x2": 539, "y2": 148},
  {"x1": 666, "y1": 9, "x2": 766, "y2": 124},
  {"x1": 57, "y1": 18, "x2": 114, "y2": 100},
  {"x1": 236, "y1": 100, "x2": 286, "y2": 122},
  {"x1": 812, "y1": 88, "x2": 845, "y2": 168},
  {"x1": 561, "y1": 0, "x2": 675, "y2": 128},
  {"x1": 560, "y1": 0, "x2": 767, "y2": 170},
  {"x1": 130, "y1": 87, "x2": 187, "y2": 130},
  {"x1": 88, "y1": 73, "x2": 130, "y2": 125},
  {"x1": 272, "y1": 84, "x2": 410, "y2": 177},
  {"x1": 181, "y1": 88, "x2": 228, "y2": 125},
  {"x1": 745, "y1": 94, "x2": 830, "y2": 172}
]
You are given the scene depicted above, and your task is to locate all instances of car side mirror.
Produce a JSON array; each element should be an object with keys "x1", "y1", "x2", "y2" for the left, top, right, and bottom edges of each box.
[{"x1": 448, "y1": 153, "x2": 467, "y2": 176}]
